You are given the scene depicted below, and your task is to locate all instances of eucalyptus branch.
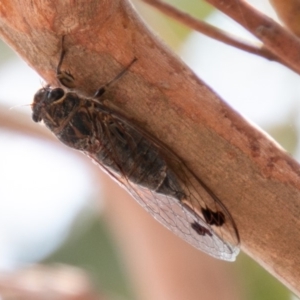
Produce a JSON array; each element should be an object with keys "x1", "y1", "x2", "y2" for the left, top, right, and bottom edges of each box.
[
  {"x1": 142, "y1": 0, "x2": 281, "y2": 63},
  {"x1": 206, "y1": 0, "x2": 300, "y2": 74},
  {"x1": 1, "y1": 0, "x2": 300, "y2": 296}
]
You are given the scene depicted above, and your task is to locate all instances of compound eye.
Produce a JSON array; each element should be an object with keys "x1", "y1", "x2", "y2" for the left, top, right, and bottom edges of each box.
[{"x1": 47, "y1": 88, "x2": 64, "y2": 102}]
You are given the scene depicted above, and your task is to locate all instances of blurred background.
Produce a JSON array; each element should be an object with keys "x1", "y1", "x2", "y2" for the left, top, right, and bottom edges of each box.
[{"x1": 0, "y1": 0, "x2": 299, "y2": 299}]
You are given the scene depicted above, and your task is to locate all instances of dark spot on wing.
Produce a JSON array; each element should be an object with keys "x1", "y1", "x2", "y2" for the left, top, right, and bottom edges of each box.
[
  {"x1": 201, "y1": 207, "x2": 225, "y2": 226},
  {"x1": 191, "y1": 221, "x2": 212, "y2": 236}
]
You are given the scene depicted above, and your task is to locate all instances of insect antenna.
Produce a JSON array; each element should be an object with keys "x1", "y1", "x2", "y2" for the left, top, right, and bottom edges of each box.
[{"x1": 10, "y1": 103, "x2": 32, "y2": 110}]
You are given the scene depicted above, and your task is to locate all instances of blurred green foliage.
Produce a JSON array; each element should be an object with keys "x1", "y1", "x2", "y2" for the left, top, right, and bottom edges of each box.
[
  {"x1": 160, "y1": 0, "x2": 213, "y2": 40},
  {"x1": 44, "y1": 214, "x2": 135, "y2": 300},
  {"x1": 236, "y1": 253, "x2": 291, "y2": 300},
  {"x1": 266, "y1": 117, "x2": 298, "y2": 155},
  {"x1": 0, "y1": 39, "x2": 15, "y2": 64},
  {"x1": 133, "y1": 0, "x2": 213, "y2": 49}
]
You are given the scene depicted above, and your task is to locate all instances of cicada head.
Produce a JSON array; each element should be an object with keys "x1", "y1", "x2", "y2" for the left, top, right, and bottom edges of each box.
[{"x1": 32, "y1": 87, "x2": 79, "y2": 131}]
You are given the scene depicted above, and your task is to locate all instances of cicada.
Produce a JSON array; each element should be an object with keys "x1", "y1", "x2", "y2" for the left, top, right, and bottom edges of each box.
[{"x1": 31, "y1": 37, "x2": 240, "y2": 261}]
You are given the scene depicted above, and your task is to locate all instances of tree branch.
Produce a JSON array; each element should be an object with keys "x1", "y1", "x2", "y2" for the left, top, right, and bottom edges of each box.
[
  {"x1": 270, "y1": 0, "x2": 300, "y2": 37},
  {"x1": 141, "y1": 0, "x2": 281, "y2": 63},
  {"x1": 206, "y1": 0, "x2": 300, "y2": 74},
  {"x1": 1, "y1": 0, "x2": 300, "y2": 296}
]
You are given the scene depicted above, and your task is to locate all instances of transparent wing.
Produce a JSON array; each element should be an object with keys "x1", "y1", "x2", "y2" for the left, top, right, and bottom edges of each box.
[
  {"x1": 125, "y1": 180, "x2": 239, "y2": 261},
  {"x1": 96, "y1": 158, "x2": 240, "y2": 261}
]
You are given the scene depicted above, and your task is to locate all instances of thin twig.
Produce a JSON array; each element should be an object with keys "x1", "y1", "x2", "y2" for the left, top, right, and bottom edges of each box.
[
  {"x1": 206, "y1": 0, "x2": 300, "y2": 74},
  {"x1": 141, "y1": 0, "x2": 282, "y2": 63}
]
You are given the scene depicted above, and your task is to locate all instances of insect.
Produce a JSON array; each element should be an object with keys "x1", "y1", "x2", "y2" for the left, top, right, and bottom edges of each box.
[{"x1": 31, "y1": 37, "x2": 240, "y2": 261}]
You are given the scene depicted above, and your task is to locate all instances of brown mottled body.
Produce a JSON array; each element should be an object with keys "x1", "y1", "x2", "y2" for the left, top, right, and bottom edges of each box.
[{"x1": 31, "y1": 37, "x2": 239, "y2": 261}]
